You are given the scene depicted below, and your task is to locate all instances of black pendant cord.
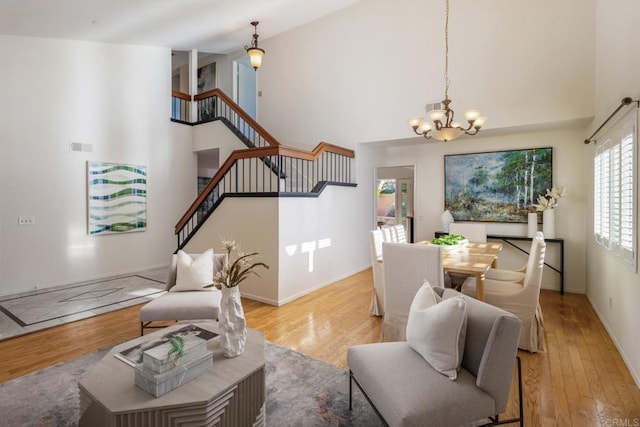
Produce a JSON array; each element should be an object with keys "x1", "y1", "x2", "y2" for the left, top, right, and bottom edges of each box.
[{"x1": 584, "y1": 97, "x2": 639, "y2": 144}]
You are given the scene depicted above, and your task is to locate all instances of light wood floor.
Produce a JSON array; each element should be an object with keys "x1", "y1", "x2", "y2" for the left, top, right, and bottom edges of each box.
[{"x1": 1, "y1": 268, "x2": 639, "y2": 425}]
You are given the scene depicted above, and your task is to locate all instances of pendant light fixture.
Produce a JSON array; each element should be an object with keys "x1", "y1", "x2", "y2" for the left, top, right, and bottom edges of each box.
[
  {"x1": 245, "y1": 21, "x2": 265, "y2": 70},
  {"x1": 408, "y1": 0, "x2": 486, "y2": 142}
]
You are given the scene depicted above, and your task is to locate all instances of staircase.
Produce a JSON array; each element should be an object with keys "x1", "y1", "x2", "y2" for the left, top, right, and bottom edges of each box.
[{"x1": 171, "y1": 89, "x2": 356, "y2": 250}]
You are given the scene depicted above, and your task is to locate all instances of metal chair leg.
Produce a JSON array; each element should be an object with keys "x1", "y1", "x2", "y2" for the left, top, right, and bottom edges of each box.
[
  {"x1": 480, "y1": 356, "x2": 524, "y2": 426},
  {"x1": 348, "y1": 370, "x2": 389, "y2": 427},
  {"x1": 349, "y1": 370, "x2": 353, "y2": 410}
]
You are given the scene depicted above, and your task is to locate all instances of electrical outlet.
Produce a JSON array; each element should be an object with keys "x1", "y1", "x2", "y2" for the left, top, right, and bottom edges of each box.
[{"x1": 18, "y1": 216, "x2": 35, "y2": 226}]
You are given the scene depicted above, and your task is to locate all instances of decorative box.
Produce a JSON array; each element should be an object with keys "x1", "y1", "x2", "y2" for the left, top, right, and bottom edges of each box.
[
  {"x1": 135, "y1": 349, "x2": 212, "y2": 397},
  {"x1": 142, "y1": 336, "x2": 208, "y2": 374}
]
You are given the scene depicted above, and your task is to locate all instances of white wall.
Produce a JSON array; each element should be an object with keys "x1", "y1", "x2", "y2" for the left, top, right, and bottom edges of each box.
[
  {"x1": 183, "y1": 197, "x2": 280, "y2": 304},
  {"x1": 193, "y1": 120, "x2": 248, "y2": 164},
  {"x1": 256, "y1": 0, "x2": 595, "y2": 149},
  {"x1": 0, "y1": 35, "x2": 196, "y2": 295},
  {"x1": 586, "y1": 0, "x2": 640, "y2": 386},
  {"x1": 278, "y1": 184, "x2": 371, "y2": 304},
  {"x1": 185, "y1": 184, "x2": 369, "y2": 306}
]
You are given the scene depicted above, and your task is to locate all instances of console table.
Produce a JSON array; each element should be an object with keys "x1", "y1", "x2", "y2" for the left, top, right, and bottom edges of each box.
[
  {"x1": 435, "y1": 232, "x2": 565, "y2": 294},
  {"x1": 78, "y1": 321, "x2": 265, "y2": 426}
]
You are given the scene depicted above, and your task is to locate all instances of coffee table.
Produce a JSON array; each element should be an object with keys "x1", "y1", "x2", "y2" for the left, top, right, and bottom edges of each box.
[{"x1": 78, "y1": 321, "x2": 265, "y2": 426}]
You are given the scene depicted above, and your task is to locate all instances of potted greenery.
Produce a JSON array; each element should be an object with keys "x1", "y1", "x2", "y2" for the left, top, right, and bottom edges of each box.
[{"x1": 430, "y1": 234, "x2": 468, "y2": 251}]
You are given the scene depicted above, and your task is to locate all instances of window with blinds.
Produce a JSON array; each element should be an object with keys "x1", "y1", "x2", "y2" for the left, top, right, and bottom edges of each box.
[{"x1": 593, "y1": 109, "x2": 637, "y2": 270}]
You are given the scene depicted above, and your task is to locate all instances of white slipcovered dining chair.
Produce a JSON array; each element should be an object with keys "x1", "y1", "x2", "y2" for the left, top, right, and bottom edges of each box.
[
  {"x1": 461, "y1": 233, "x2": 546, "y2": 352},
  {"x1": 381, "y1": 227, "x2": 393, "y2": 242},
  {"x1": 392, "y1": 224, "x2": 408, "y2": 243},
  {"x1": 485, "y1": 231, "x2": 544, "y2": 283},
  {"x1": 448, "y1": 223, "x2": 487, "y2": 242},
  {"x1": 369, "y1": 229, "x2": 385, "y2": 316},
  {"x1": 381, "y1": 242, "x2": 444, "y2": 342}
]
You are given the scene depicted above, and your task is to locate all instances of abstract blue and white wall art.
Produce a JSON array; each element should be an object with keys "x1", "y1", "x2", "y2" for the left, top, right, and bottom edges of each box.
[{"x1": 87, "y1": 161, "x2": 147, "y2": 235}]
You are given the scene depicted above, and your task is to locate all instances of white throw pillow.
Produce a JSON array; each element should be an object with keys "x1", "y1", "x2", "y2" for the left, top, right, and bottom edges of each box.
[
  {"x1": 407, "y1": 281, "x2": 441, "y2": 312},
  {"x1": 170, "y1": 249, "x2": 214, "y2": 292},
  {"x1": 406, "y1": 288, "x2": 467, "y2": 380}
]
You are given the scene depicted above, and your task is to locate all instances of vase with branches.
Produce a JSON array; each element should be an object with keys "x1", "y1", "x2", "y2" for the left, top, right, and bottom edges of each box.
[
  {"x1": 532, "y1": 186, "x2": 566, "y2": 238},
  {"x1": 532, "y1": 186, "x2": 566, "y2": 211},
  {"x1": 205, "y1": 240, "x2": 268, "y2": 357}
]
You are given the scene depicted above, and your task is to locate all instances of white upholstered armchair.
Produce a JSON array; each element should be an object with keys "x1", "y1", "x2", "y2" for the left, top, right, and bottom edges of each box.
[{"x1": 138, "y1": 250, "x2": 225, "y2": 335}]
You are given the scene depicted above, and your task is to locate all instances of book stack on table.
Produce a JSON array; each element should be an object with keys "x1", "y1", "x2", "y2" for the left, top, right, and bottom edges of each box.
[{"x1": 134, "y1": 329, "x2": 214, "y2": 397}]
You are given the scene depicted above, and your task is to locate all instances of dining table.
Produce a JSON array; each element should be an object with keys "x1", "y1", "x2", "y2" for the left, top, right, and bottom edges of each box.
[
  {"x1": 417, "y1": 241, "x2": 503, "y2": 302},
  {"x1": 376, "y1": 241, "x2": 503, "y2": 302}
]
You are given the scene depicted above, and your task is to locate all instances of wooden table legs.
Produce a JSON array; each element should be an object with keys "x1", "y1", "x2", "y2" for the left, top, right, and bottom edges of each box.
[{"x1": 475, "y1": 273, "x2": 486, "y2": 301}]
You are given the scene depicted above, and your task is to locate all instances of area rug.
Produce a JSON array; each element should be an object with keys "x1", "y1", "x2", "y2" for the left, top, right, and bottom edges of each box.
[{"x1": 0, "y1": 342, "x2": 382, "y2": 427}]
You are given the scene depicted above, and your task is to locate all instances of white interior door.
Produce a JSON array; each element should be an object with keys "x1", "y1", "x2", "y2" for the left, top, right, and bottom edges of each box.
[{"x1": 234, "y1": 56, "x2": 257, "y2": 119}]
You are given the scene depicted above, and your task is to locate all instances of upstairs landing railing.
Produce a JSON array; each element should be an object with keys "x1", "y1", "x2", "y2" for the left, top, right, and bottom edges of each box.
[
  {"x1": 170, "y1": 89, "x2": 356, "y2": 250},
  {"x1": 172, "y1": 88, "x2": 279, "y2": 149}
]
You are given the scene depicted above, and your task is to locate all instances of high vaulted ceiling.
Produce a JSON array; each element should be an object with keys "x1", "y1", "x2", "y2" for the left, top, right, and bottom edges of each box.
[{"x1": 0, "y1": 0, "x2": 363, "y2": 53}]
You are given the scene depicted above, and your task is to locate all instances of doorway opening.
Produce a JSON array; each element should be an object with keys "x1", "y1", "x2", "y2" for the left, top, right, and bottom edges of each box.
[{"x1": 375, "y1": 166, "x2": 415, "y2": 242}]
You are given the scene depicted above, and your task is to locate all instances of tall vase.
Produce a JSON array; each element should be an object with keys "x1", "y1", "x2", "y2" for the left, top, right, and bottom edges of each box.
[
  {"x1": 542, "y1": 209, "x2": 555, "y2": 239},
  {"x1": 527, "y1": 212, "x2": 538, "y2": 238},
  {"x1": 441, "y1": 210, "x2": 454, "y2": 233},
  {"x1": 219, "y1": 286, "x2": 247, "y2": 358}
]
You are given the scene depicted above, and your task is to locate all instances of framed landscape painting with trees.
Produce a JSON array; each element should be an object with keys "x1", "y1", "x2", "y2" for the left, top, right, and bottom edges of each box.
[{"x1": 444, "y1": 147, "x2": 552, "y2": 223}]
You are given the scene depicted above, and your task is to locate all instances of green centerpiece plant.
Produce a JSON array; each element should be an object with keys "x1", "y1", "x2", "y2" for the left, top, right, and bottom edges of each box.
[{"x1": 431, "y1": 234, "x2": 466, "y2": 246}]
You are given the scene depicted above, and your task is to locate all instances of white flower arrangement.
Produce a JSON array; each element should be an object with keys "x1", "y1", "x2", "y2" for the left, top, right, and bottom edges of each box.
[
  {"x1": 205, "y1": 240, "x2": 269, "y2": 290},
  {"x1": 532, "y1": 186, "x2": 566, "y2": 211}
]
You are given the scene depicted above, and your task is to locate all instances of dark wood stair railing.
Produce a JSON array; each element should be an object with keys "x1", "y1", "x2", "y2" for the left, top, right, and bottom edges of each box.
[
  {"x1": 170, "y1": 88, "x2": 356, "y2": 250},
  {"x1": 174, "y1": 143, "x2": 356, "y2": 250},
  {"x1": 172, "y1": 88, "x2": 279, "y2": 149},
  {"x1": 171, "y1": 91, "x2": 192, "y2": 123},
  {"x1": 196, "y1": 89, "x2": 280, "y2": 148}
]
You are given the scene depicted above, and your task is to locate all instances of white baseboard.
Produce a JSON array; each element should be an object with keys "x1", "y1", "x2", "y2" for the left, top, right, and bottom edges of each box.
[
  {"x1": 240, "y1": 264, "x2": 371, "y2": 307},
  {"x1": 586, "y1": 294, "x2": 640, "y2": 388},
  {"x1": 238, "y1": 292, "x2": 279, "y2": 306}
]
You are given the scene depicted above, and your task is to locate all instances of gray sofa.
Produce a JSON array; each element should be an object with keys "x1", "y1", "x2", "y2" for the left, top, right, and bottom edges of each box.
[
  {"x1": 347, "y1": 288, "x2": 523, "y2": 427},
  {"x1": 138, "y1": 252, "x2": 225, "y2": 335}
]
